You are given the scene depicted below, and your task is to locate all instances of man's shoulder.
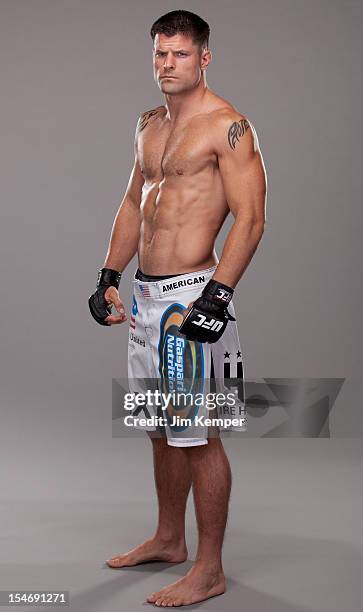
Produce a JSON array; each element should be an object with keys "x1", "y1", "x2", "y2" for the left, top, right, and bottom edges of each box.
[
  {"x1": 207, "y1": 105, "x2": 254, "y2": 153},
  {"x1": 204, "y1": 91, "x2": 248, "y2": 123},
  {"x1": 136, "y1": 105, "x2": 166, "y2": 133},
  {"x1": 208, "y1": 105, "x2": 250, "y2": 133}
]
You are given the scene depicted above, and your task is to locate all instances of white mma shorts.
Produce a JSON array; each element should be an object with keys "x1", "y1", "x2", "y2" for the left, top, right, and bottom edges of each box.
[{"x1": 128, "y1": 265, "x2": 246, "y2": 447}]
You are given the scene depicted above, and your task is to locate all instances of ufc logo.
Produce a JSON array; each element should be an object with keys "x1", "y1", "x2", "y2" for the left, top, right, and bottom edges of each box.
[
  {"x1": 216, "y1": 289, "x2": 232, "y2": 303},
  {"x1": 192, "y1": 314, "x2": 223, "y2": 332}
]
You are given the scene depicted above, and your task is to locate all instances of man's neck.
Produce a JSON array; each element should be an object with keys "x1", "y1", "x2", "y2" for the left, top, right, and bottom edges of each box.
[{"x1": 164, "y1": 79, "x2": 209, "y2": 123}]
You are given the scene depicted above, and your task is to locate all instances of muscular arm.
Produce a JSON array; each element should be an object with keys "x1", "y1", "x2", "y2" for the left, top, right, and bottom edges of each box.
[
  {"x1": 212, "y1": 113, "x2": 267, "y2": 288},
  {"x1": 103, "y1": 151, "x2": 144, "y2": 271}
]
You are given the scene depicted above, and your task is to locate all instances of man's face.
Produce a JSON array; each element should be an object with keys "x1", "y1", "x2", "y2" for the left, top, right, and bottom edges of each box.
[{"x1": 153, "y1": 33, "x2": 210, "y2": 95}]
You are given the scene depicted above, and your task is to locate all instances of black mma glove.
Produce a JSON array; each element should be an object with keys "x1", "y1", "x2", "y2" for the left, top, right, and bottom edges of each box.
[
  {"x1": 88, "y1": 268, "x2": 122, "y2": 326},
  {"x1": 178, "y1": 279, "x2": 236, "y2": 343}
]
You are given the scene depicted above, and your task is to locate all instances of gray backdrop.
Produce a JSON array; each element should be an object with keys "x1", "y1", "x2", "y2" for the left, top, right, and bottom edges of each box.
[{"x1": 0, "y1": 2, "x2": 362, "y2": 611}]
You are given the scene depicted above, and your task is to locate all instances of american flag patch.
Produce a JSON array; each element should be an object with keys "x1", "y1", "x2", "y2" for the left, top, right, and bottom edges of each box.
[
  {"x1": 139, "y1": 284, "x2": 151, "y2": 297},
  {"x1": 130, "y1": 315, "x2": 136, "y2": 330}
]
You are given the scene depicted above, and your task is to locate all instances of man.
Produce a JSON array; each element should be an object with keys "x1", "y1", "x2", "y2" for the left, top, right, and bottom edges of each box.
[{"x1": 89, "y1": 9, "x2": 266, "y2": 607}]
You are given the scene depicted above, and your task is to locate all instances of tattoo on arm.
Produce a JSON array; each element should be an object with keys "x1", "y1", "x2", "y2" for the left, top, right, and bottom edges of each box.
[
  {"x1": 227, "y1": 119, "x2": 250, "y2": 150},
  {"x1": 137, "y1": 109, "x2": 160, "y2": 132}
]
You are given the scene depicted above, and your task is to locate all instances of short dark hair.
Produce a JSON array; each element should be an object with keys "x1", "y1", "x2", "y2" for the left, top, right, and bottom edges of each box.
[{"x1": 150, "y1": 10, "x2": 210, "y2": 51}]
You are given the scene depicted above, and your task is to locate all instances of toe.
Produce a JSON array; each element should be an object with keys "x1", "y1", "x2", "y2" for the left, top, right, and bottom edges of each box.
[
  {"x1": 106, "y1": 558, "x2": 118, "y2": 566},
  {"x1": 146, "y1": 592, "x2": 158, "y2": 603}
]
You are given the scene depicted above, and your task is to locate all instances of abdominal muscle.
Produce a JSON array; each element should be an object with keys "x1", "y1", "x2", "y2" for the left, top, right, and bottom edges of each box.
[{"x1": 138, "y1": 174, "x2": 228, "y2": 275}]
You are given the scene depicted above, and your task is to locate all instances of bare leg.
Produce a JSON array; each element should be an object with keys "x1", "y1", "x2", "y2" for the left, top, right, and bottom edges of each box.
[
  {"x1": 147, "y1": 437, "x2": 230, "y2": 606},
  {"x1": 106, "y1": 435, "x2": 191, "y2": 568},
  {"x1": 152, "y1": 435, "x2": 192, "y2": 545},
  {"x1": 191, "y1": 437, "x2": 231, "y2": 570}
]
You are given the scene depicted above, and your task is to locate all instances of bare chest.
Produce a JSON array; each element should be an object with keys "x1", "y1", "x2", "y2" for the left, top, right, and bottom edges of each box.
[{"x1": 137, "y1": 122, "x2": 215, "y2": 180}]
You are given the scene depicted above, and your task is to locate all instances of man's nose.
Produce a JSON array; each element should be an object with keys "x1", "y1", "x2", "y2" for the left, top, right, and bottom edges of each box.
[{"x1": 163, "y1": 53, "x2": 176, "y2": 70}]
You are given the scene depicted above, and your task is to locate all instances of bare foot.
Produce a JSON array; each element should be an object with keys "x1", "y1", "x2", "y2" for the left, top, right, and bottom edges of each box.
[
  {"x1": 146, "y1": 563, "x2": 226, "y2": 606},
  {"x1": 105, "y1": 537, "x2": 188, "y2": 568}
]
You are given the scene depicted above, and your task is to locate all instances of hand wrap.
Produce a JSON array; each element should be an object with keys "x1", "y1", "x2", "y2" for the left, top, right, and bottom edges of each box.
[
  {"x1": 88, "y1": 268, "x2": 122, "y2": 326},
  {"x1": 178, "y1": 279, "x2": 235, "y2": 343}
]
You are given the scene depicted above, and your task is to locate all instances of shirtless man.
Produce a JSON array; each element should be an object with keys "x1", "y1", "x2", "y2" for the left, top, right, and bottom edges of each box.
[{"x1": 88, "y1": 10, "x2": 266, "y2": 607}]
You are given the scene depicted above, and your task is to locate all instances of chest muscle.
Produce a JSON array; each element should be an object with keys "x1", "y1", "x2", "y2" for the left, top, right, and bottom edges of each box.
[{"x1": 138, "y1": 124, "x2": 215, "y2": 181}]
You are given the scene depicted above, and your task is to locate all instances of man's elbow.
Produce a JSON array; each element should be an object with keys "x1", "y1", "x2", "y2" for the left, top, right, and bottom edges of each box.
[
  {"x1": 249, "y1": 213, "x2": 266, "y2": 236},
  {"x1": 235, "y1": 213, "x2": 265, "y2": 233},
  {"x1": 253, "y1": 218, "x2": 265, "y2": 243},
  {"x1": 253, "y1": 195, "x2": 267, "y2": 235}
]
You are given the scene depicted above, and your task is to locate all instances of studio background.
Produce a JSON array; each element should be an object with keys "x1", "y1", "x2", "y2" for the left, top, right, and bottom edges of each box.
[{"x1": 1, "y1": 2, "x2": 362, "y2": 611}]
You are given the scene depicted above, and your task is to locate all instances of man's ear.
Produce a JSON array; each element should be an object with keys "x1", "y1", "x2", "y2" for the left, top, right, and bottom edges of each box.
[{"x1": 201, "y1": 49, "x2": 212, "y2": 70}]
